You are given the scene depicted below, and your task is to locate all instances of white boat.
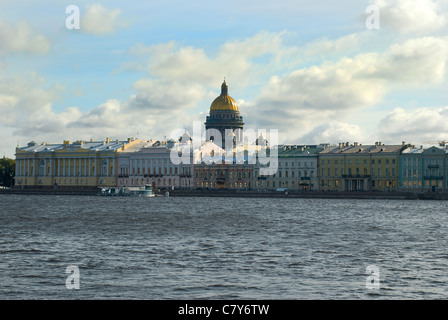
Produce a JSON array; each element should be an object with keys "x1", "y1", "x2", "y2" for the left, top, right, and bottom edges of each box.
[{"x1": 99, "y1": 185, "x2": 155, "y2": 197}]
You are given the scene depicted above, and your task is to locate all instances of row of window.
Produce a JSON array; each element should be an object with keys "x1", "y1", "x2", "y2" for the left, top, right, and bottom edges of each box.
[
  {"x1": 403, "y1": 169, "x2": 445, "y2": 177},
  {"x1": 195, "y1": 171, "x2": 252, "y2": 179},
  {"x1": 120, "y1": 167, "x2": 181, "y2": 175},
  {"x1": 272, "y1": 170, "x2": 314, "y2": 178},
  {"x1": 278, "y1": 161, "x2": 315, "y2": 167},
  {"x1": 255, "y1": 181, "x2": 315, "y2": 188},
  {"x1": 402, "y1": 158, "x2": 445, "y2": 165},
  {"x1": 120, "y1": 177, "x2": 192, "y2": 186},
  {"x1": 321, "y1": 179, "x2": 396, "y2": 188},
  {"x1": 402, "y1": 180, "x2": 445, "y2": 188},
  {"x1": 321, "y1": 168, "x2": 396, "y2": 177},
  {"x1": 321, "y1": 159, "x2": 396, "y2": 165}
]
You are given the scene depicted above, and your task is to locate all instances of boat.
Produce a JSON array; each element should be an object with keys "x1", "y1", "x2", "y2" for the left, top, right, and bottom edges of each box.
[{"x1": 99, "y1": 185, "x2": 155, "y2": 197}]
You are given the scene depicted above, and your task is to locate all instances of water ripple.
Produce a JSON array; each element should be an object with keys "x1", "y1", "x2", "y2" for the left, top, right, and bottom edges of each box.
[{"x1": 1, "y1": 194, "x2": 448, "y2": 299}]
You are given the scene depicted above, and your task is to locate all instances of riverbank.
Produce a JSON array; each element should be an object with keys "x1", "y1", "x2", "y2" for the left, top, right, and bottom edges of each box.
[{"x1": 2, "y1": 188, "x2": 448, "y2": 200}]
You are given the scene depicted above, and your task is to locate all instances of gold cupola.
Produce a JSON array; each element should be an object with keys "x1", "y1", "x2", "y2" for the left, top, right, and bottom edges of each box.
[{"x1": 209, "y1": 80, "x2": 239, "y2": 111}]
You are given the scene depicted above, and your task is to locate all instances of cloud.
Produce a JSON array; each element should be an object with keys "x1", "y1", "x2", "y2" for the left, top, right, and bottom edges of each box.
[
  {"x1": 242, "y1": 35, "x2": 448, "y2": 145},
  {"x1": 300, "y1": 122, "x2": 368, "y2": 145},
  {"x1": 0, "y1": 19, "x2": 50, "y2": 53},
  {"x1": 377, "y1": 106, "x2": 448, "y2": 144},
  {"x1": 126, "y1": 31, "x2": 304, "y2": 87},
  {"x1": 372, "y1": 0, "x2": 446, "y2": 34},
  {"x1": 375, "y1": 36, "x2": 448, "y2": 84},
  {"x1": 81, "y1": 4, "x2": 125, "y2": 35},
  {"x1": 129, "y1": 79, "x2": 206, "y2": 113}
]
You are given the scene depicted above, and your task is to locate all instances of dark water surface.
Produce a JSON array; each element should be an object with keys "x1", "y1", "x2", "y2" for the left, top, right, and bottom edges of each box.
[{"x1": 1, "y1": 194, "x2": 448, "y2": 299}]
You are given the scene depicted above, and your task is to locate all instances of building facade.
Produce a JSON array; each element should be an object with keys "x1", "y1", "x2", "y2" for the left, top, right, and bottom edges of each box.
[
  {"x1": 117, "y1": 138, "x2": 194, "y2": 190},
  {"x1": 318, "y1": 142, "x2": 406, "y2": 192},
  {"x1": 254, "y1": 145, "x2": 324, "y2": 191},
  {"x1": 14, "y1": 138, "x2": 141, "y2": 189},
  {"x1": 399, "y1": 145, "x2": 448, "y2": 192}
]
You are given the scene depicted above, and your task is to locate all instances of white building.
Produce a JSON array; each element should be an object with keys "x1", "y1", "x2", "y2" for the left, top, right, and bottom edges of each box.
[{"x1": 117, "y1": 137, "x2": 194, "y2": 190}]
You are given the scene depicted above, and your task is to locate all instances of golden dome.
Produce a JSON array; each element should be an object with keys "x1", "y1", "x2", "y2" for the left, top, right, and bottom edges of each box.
[{"x1": 210, "y1": 80, "x2": 239, "y2": 112}]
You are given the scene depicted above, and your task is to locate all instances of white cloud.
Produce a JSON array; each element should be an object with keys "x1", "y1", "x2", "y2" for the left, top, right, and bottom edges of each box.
[
  {"x1": 242, "y1": 35, "x2": 448, "y2": 146},
  {"x1": 0, "y1": 19, "x2": 50, "y2": 53},
  {"x1": 375, "y1": 36, "x2": 448, "y2": 84},
  {"x1": 126, "y1": 31, "x2": 304, "y2": 87},
  {"x1": 377, "y1": 106, "x2": 448, "y2": 144},
  {"x1": 81, "y1": 4, "x2": 125, "y2": 35},
  {"x1": 300, "y1": 122, "x2": 368, "y2": 145},
  {"x1": 372, "y1": 0, "x2": 446, "y2": 34}
]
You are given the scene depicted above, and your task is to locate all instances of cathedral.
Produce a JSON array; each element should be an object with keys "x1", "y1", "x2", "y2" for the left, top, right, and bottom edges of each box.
[{"x1": 204, "y1": 80, "x2": 244, "y2": 148}]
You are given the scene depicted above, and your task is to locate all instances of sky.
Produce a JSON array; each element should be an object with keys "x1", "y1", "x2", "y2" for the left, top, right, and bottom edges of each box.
[{"x1": 1, "y1": 0, "x2": 448, "y2": 158}]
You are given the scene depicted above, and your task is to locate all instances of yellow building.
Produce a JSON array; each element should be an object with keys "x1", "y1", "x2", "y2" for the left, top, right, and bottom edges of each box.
[
  {"x1": 319, "y1": 142, "x2": 407, "y2": 192},
  {"x1": 15, "y1": 138, "x2": 142, "y2": 189}
]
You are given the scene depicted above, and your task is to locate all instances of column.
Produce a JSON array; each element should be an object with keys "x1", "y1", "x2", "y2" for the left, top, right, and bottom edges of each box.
[
  {"x1": 84, "y1": 157, "x2": 87, "y2": 176},
  {"x1": 112, "y1": 157, "x2": 115, "y2": 177},
  {"x1": 89, "y1": 158, "x2": 91, "y2": 176}
]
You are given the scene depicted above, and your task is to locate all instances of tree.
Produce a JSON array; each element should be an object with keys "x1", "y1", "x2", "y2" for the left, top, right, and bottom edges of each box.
[{"x1": 0, "y1": 157, "x2": 15, "y2": 187}]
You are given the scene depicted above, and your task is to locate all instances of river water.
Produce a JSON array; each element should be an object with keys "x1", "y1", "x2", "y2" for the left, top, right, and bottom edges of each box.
[{"x1": 1, "y1": 194, "x2": 448, "y2": 299}]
